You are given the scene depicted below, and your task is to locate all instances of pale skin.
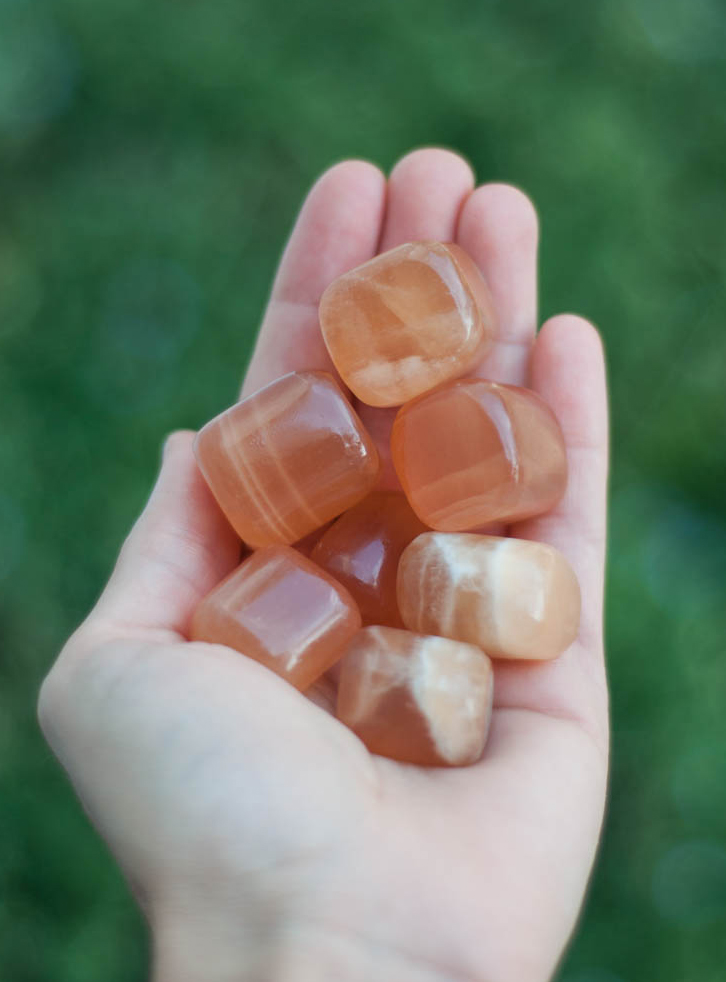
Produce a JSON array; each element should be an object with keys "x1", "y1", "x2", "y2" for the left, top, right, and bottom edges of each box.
[{"x1": 39, "y1": 149, "x2": 609, "y2": 982}]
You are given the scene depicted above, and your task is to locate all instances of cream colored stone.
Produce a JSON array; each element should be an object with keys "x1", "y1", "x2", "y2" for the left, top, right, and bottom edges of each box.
[
  {"x1": 397, "y1": 533, "x2": 581, "y2": 661},
  {"x1": 337, "y1": 626, "x2": 493, "y2": 766},
  {"x1": 319, "y1": 242, "x2": 495, "y2": 407}
]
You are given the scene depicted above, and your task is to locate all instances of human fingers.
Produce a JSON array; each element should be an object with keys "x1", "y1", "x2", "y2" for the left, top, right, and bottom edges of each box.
[
  {"x1": 359, "y1": 148, "x2": 475, "y2": 483},
  {"x1": 88, "y1": 431, "x2": 241, "y2": 642},
  {"x1": 377, "y1": 147, "x2": 474, "y2": 250},
  {"x1": 241, "y1": 160, "x2": 386, "y2": 397},
  {"x1": 492, "y1": 315, "x2": 609, "y2": 741},
  {"x1": 513, "y1": 314, "x2": 609, "y2": 664},
  {"x1": 456, "y1": 182, "x2": 539, "y2": 386}
]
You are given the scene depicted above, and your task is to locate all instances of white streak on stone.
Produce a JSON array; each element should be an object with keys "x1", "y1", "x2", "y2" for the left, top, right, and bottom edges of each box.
[{"x1": 411, "y1": 636, "x2": 489, "y2": 765}]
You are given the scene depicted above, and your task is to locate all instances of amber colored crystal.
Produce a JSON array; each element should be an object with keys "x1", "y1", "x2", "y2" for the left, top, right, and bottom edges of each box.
[
  {"x1": 319, "y1": 242, "x2": 496, "y2": 408},
  {"x1": 391, "y1": 379, "x2": 567, "y2": 530},
  {"x1": 190, "y1": 545, "x2": 361, "y2": 690},
  {"x1": 337, "y1": 626, "x2": 493, "y2": 766},
  {"x1": 398, "y1": 533, "x2": 580, "y2": 661},
  {"x1": 292, "y1": 523, "x2": 334, "y2": 557},
  {"x1": 194, "y1": 371, "x2": 379, "y2": 548},
  {"x1": 310, "y1": 491, "x2": 429, "y2": 628}
]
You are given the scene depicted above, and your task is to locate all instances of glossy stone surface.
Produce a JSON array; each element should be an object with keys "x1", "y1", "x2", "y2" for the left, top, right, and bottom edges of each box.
[
  {"x1": 310, "y1": 491, "x2": 429, "y2": 628},
  {"x1": 194, "y1": 371, "x2": 380, "y2": 548},
  {"x1": 391, "y1": 379, "x2": 567, "y2": 529},
  {"x1": 319, "y1": 242, "x2": 496, "y2": 407},
  {"x1": 398, "y1": 533, "x2": 581, "y2": 661},
  {"x1": 190, "y1": 546, "x2": 361, "y2": 690},
  {"x1": 337, "y1": 626, "x2": 493, "y2": 766}
]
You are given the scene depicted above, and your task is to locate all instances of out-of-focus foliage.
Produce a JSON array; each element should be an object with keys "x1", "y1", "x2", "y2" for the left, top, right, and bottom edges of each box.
[{"x1": 1, "y1": 0, "x2": 725, "y2": 978}]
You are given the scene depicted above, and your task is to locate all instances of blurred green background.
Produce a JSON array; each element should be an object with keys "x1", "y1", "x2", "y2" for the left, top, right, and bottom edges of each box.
[{"x1": 1, "y1": 0, "x2": 725, "y2": 978}]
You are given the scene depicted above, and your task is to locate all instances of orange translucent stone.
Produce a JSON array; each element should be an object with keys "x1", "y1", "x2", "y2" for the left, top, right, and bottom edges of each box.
[
  {"x1": 194, "y1": 371, "x2": 380, "y2": 548},
  {"x1": 190, "y1": 546, "x2": 361, "y2": 690},
  {"x1": 292, "y1": 523, "x2": 334, "y2": 557},
  {"x1": 391, "y1": 379, "x2": 567, "y2": 529},
  {"x1": 310, "y1": 491, "x2": 429, "y2": 628},
  {"x1": 337, "y1": 627, "x2": 494, "y2": 766},
  {"x1": 319, "y1": 242, "x2": 496, "y2": 407},
  {"x1": 398, "y1": 533, "x2": 581, "y2": 660}
]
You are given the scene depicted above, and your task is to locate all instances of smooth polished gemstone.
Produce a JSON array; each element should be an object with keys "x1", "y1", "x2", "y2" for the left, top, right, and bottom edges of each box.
[
  {"x1": 190, "y1": 546, "x2": 361, "y2": 690},
  {"x1": 292, "y1": 523, "x2": 334, "y2": 557},
  {"x1": 319, "y1": 242, "x2": 496, "y2": 407},
  {"x1": 391, "y1": 379, "x2": 567, "y2": 529},
  {"x1": 337, "y1": 626, "x2": 494, "y2": 766},
  {"x1": 194, "y1": 371, "x2": 380, "y2": 548},
  {"x1": 398, "y1": 533, "x2": 581, "y2": 661},
  {"x1": 310, "y1": 491, "x2": 429, "y2": 628}
]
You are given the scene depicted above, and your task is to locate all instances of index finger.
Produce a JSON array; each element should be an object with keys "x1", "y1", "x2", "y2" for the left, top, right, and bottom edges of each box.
[{"x1": 241, "y1": 160, "x2": 386, "y2": 397}]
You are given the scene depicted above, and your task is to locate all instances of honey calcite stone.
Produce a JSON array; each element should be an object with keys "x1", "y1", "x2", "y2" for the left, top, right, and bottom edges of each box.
[
  {"x1": 194, "y1": 371, "x2": 379, "y2": 548},
  {"x1": 398, "y1": 533, "x2": 581, "y2": 661},
  {"x1": 190, "y1": 546, "x2": 361, "y2": 690},
  {"x1": 392, "y1": 379, "x2": 567, "y2": 529},
  {"x1": 337, "y1": 626, "x2": 494, "y2": 767},
  {"x1": 319, "y1": 242, "x2": 496, "y2": 407},
  {"x1": 310, "y1": 491, "x2": 428, "y2": 628}
]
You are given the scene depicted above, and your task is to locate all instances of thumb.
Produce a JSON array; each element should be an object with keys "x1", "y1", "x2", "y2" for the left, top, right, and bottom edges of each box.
[{"x1": 88, "y1": 431, "x2": 241, "y2": 641}]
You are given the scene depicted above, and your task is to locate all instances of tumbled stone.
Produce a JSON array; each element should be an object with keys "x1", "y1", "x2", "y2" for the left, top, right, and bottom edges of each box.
[
  {"x1": 391, "y1": 379, "x2": 567, "y2": 529},
  {"x1": 319, "y1": 242, "x2": 496, "y2": 407},
  {"x1": 194, "y1": 371, "x2": 379, "y2": 548},
  {"x1": 292, "y1": 523, "x2": 334, "y2": 557},
  {"x1": 310, "y1": 491, "x2": 429, "y2": 628},
  {"x1": 398, "y1": 533, "x2": 580, "y2": 660},
  {"x1": 190, "y1": 545, "x2": 361, "y2": 690},
  {"x1": 337, "y1": 626, "x2": 493, "y2": 766}
]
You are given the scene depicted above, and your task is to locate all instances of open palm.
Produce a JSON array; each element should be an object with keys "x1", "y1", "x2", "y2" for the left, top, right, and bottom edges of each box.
[{"x1": 40, "y1": 149, "x2": 609, "y2": 982}]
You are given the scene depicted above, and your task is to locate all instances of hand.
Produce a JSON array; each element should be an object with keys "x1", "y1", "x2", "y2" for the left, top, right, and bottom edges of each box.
[{"x1": 39, "y1": 149, "x2": 609, "y2": 982}]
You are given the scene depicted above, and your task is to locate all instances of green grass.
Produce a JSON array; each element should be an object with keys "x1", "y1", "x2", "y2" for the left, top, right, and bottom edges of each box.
[{"x1": 1, "y1": 0, "x2": 725, "y2": 977}]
